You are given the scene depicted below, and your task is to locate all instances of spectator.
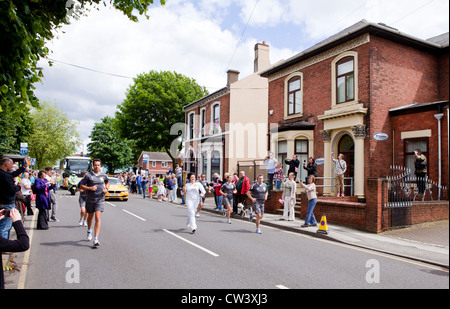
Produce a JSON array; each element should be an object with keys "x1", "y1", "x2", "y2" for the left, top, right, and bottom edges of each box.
[
  {"x1": 0, "y1": 156, "x2": 29, "y2": 239},
  {"x1": 136, "y1": 174, "x2": 142, "y2": 195},
  {"x1": 274, "y1": 163, "x2": 284, "y2": 190},
  {"x1": 167, "y1": 175, "x2": 175, "y2": 203},
  {"x1": 20, "y1": 172, "x2": 33, "y2": 216},
  {"x1": 236, "y1": 171, "x2": 250, "y2": 207},
  {"x1": 285, "y1": 155, "x2": 300, "y2": 180},
  {"x1": 44, "y1": 167, "x2": 58, "y2": 222},
  {"x1": 0, "y1": 208, "x2": 29, "y2": 289},
  {"x1": 280, "y1": 172, "x2": 296, "y2": 221},
  {"x1": 331, "y1": 152, "x2": 347, "y2": 197},
  {"x1": 299, "y1": 175, "x2": 318, "y2": 227},
  {"x1": 264, "y1": 152, "x2": 278, "y2": 195},
  {"x1": 414, "y1": 149, "x2": 427, "y2": 195},
  {"x1": 141, "y1": 177, "x2": 148, "y2": 199},
  {"x1": 35, "y1": 170, "x2": 50, "y2": 230},
  {"x1": 302, "y1": 157, "x2": 317, "y2": 184}
]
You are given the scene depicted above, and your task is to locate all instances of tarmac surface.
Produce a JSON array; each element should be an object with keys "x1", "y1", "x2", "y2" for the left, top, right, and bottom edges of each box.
[
  {"x1": 4, "y1": 195, "x2": 448, "y2": 289},
  {"x1": 199, "y1": 197, "x2": 449, "y2": 269}
]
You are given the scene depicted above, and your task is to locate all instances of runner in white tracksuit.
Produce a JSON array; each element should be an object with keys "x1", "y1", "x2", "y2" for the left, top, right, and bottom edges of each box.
[{"x1": 183, "y1": 174, "x2": 205, "y2": 234}]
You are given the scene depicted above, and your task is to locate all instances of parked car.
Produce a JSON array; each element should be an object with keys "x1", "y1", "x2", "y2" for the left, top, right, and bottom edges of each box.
[{"x1": 105, "y1": 177, "x2": 129, "y2": 201}]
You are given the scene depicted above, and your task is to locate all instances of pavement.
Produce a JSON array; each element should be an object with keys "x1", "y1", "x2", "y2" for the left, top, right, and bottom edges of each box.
[{"x1": 198, "y1": 197, "x2": 449, "y2": 269}]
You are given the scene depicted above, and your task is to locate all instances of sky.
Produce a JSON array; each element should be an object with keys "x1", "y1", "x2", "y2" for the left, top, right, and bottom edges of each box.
[{"x1": 34, "y1": 0, "x2": 450, "y2": 153}]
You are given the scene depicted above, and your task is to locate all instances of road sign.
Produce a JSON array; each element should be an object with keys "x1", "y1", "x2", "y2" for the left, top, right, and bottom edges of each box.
[{"x1": 20, "y1": 143, "x2": 28, "y2": 155}]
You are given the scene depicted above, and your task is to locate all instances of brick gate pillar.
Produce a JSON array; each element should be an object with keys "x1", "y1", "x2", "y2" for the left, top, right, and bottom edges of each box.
[{"x1": 366, "y1": 177, "x2": 384, "y2": 233}]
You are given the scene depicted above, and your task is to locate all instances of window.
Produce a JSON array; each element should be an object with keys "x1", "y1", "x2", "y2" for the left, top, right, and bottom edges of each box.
[
  {"x1": 288, "y1": 76, "x2": 302, "y2": 115},
  {"x1": 162, "y1": 162, "x2": 168, "y2": 168},
  {"x1": 188, "y1": 112, "x2": 195, "y2": 139},
  {"x1": 212, "y1": 103, "x2": 220, "y2": 134},
  {"x1": 336, "y1": 57, "x2": 354, "y2": 104},
  {"x1": 277, "y1": 140, "x2": 287, "y2": 175},
  {"x1": 210, "y1": 151, "x2": 221, "y2": 179},
  {"x1": 202, "y1": 152, "x2": 208, "y2": 176},
  {"x1": 152, "y1": 161, "x2": 156, "y2": 168},
  {"x1": 404, "y1": 138, "x2": 428, "y2": 174},
  {"x1": 200, "y1": 108, "x2": 206, "y2": 137},
  {"x1": 295, "y1": 139, "x2": 309, "y2": 181}
]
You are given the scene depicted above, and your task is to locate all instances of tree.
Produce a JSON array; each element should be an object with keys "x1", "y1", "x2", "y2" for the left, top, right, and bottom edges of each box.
[
  {"x1": 0, "y1": 0, "x2": 165, "y2": 113},
  {"x1": 87, "y1": 116, "x2": 134, "y2": 173},
  {"x1": 115, "y1": 70, "x2": 208, "y2": 160},
  {"x1": 28, "y1": 101, "x2": 81, "y2": 168},
  {"x1": 0, "y1": 105, "x2": 34, "y2": 155}
]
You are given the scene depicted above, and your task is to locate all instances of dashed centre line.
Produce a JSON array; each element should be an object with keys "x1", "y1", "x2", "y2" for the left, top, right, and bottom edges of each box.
[{"x1": 163, "y1": 229, "x2": 220, "y2": 257}]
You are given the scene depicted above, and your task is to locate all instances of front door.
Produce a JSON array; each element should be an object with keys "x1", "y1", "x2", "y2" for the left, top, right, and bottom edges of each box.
[{"x1": 338, "y1": 134, "x2": 354, "y2": 196}]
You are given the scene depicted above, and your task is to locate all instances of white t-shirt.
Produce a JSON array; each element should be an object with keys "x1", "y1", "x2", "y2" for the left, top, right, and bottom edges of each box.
[
  {"x1": 185, "y1": 182, "x2": 206, "y2": 204},
  {"x1": 21, "y1": 178, "x2": 32, "y2": 196}
]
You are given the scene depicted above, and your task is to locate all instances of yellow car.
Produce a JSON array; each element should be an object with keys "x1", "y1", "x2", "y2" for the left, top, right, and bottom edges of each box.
[{"x1": 105, "y1": 177, "x2": 129, "y2": 201}]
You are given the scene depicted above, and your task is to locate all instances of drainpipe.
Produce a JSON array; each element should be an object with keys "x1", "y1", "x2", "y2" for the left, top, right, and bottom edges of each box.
[{"x1": 434, "y1": 112, "x2": 444, "y2": 200}]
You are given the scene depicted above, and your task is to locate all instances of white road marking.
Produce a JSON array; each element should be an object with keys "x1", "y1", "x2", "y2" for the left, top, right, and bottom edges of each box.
[
  {"x1": 276, "y1": 285, "x2": 289, "y2": 289},
  {"x1": 122, "y1": 209, "x2": 147, "y2": 221},
  {"x1": 106, "y1": 202, "x2": 116, "y2": 207},
  {"x1": 163, "y1": 229, "x2": 219, "y2": 257}
]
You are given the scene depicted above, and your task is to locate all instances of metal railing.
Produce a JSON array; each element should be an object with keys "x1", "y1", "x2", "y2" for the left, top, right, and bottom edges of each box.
[
  {"x1": 314, "y1": 176, "x2": 354, "y2": 196},
  {"x1": 385, "y1": 165, "x2": 448, "y2": 206},
  {"x1": 383, "y1": 165, "x2": 448, "y2": 229}
]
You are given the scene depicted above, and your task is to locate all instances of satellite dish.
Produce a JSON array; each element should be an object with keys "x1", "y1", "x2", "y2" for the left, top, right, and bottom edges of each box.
[{"x1": 373, "y1": 132, "x2": 388, "y2": 141}]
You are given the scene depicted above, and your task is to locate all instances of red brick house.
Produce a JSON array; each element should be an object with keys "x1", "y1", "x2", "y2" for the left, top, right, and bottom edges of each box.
[
  {"x1": 260, "y1": 20, "x2": 449, "y2": 202},
  {"x1": 137, "y1": 151, "x2": 173, "y2": 177}
]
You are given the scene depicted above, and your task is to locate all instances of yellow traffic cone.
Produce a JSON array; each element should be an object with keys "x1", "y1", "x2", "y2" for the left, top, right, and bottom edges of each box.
[{"x1": 317, "y1": 215, "x2": 328, "y2": 234}]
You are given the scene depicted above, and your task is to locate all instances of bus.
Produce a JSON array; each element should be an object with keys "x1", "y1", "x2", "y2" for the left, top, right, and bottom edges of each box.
[{"x1": 60, "y1": 156, "x2": 92, "y2": 189}]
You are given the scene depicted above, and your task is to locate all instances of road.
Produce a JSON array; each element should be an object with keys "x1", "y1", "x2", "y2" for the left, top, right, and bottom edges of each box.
[{"x1": 17, "y1": 190, "x2": 449, "y2": 290}]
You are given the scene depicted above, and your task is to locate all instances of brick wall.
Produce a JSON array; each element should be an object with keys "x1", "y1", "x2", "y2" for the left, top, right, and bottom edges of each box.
[
  {"x1": 366, "y1": 35, "x2": 446, "y2": 179},
  {"x1": 300, "y1": 192, "x2": 367, "y2": 230},
  {"x1": 298, "y1": 177, "x2": 448, "y2": 232},
  {"x1": 390, "y1": 107, "x2": 449, "y2": 188},
  {"x1": 411, "y1": 201, "x2": 449, "y2": 224}
]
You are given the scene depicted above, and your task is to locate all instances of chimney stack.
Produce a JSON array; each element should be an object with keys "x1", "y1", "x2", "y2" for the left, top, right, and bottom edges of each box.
[
  {"x1": 227, "y1": 69, "x2": 240, "y2": 86},
  {"x1": 254, "y1": 41, "x2": 270, "y2": 73}
]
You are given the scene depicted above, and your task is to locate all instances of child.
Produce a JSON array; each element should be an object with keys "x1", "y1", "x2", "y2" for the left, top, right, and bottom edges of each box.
[{"x1": 157, "y1": 179, "x2": 166, "y2": 202}]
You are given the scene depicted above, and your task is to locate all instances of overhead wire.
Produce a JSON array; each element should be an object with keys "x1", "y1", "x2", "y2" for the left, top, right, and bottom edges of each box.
[{"x1": 225, "y1": 0, "x2": 259, "y2": 72}]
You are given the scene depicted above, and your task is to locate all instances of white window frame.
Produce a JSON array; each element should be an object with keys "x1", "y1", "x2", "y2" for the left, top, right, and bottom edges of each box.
[
  {"x1": 284, "y1": 72, "x2": 303, "y2": 120},
  {"x1": 331, "y1": 51, "x2": 358, "y2": 109},
  {"x1": 188, "y1": 111, "x2": 195, "y2": 140},
  {"x1": 210, "y1": 102, "x2": 221, "y2": 135},
  {"x1": 200, "y1": 107, "x2": 207, "y2": 138}
]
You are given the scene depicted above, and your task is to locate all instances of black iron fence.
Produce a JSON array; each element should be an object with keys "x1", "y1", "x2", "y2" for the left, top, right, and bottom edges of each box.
[{"x1": 383, "y1": 165, "x2": 448, "y2": 229}]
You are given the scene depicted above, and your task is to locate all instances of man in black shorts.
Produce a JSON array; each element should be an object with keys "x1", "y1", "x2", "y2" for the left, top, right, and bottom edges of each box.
[
  {"x1": 79, "y1": 159, "x2": 109, "y2": 247},
  {"x1": 246, "y1": 175, "x2": 268, "y2": 234}
]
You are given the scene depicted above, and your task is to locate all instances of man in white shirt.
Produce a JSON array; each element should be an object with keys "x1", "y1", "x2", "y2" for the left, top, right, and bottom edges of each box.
[
  {"x1": 264, "y1": 152, "x2": 278, "y2": 196},
  {"x1": 20, "y1": 172, "x2": 33, "y2": 215},
  {"x1": 331, "y1": 152, "x2": 347, "y2": 197}
]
